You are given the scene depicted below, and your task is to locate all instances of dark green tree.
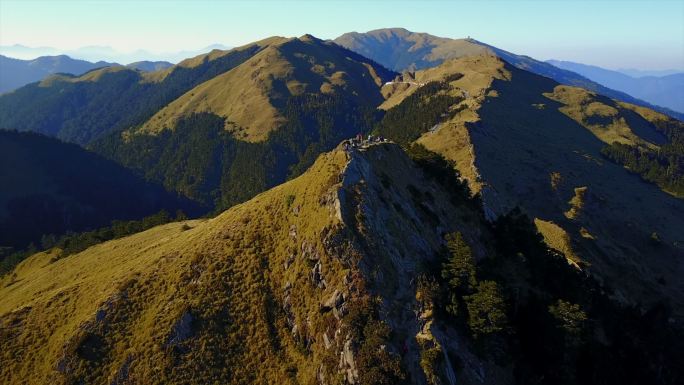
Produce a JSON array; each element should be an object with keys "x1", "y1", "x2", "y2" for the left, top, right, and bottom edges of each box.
[
  {"x1": 357, "y1": 320, "x2": 406, "y2": 385},
  {"x1": 374, "y1": 76, "x2": 465, "y2": 145},
  {"x1": 441, "y1": 231, "x2": 477, "y2": 316},
  {"x1": 548, "y1": 299, "x2": 587, "y2": 345},
  {"x1": 464, "y1": 280, "x2": 507, "y2": 338}
]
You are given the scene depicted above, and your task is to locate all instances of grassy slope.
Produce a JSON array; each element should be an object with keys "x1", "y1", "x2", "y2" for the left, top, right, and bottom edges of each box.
[
  {"x1": 334, "y1": 28, "x2": 684, "y2": 121},
  {"x1": 138, "y1": 35, "x2": 392, "y2": 142},
  {"x1": 0, "y1": 148, "x2": 348, "y2": 384},
  {"x1": 89, "y1": 35, "x2": 394, "y2": 211},
  {"x1": 543, "y1": 85, "x2": 668, "y2": 149},
  {"x1": 478, "y1": 65, "x2": 684, "y2": 308},
  {"x1": 412, "y1": 54, "x2": 510, "y2": 193},
  {"x1": 334, "y1": 28, "x2": 490, "y2": 72},
  {"x1": 379, "y1": 55, "x2": 684, "y2": 310},
  {"x1": 0, "y1": 41, "x2": 271, "y2": 144},
  {"x1": 3, "y1": 130, "x2": 682, "y2": 385},
  {"x1": 0, "y1": 144, "x2": 497, "y2": 384}
]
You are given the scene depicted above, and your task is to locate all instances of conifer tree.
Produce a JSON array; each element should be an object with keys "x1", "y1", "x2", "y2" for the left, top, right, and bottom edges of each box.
[
  {"x1": 464, "y1": 280, "x2": 507, "y2": 338},
  {"x1": 441, "y1": 231, "x2": 477, "y2": 316}
]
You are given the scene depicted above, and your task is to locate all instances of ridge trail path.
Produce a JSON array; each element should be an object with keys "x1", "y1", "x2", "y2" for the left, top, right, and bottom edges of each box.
[{"x1": 384, "y1": 81, "x2": 426, "y2": 86}]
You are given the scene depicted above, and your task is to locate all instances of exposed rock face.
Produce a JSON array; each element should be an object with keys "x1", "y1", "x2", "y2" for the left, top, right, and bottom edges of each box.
[
  {"x1": 320, "y1": 289, "x2": 344, "y2": 313},
  {"x1": 311, "y1": 260, "x2": 327, "y2": 289},
  {"x1": 331, "y1": 144, "x2": 497, "y2": 384},
  {"x1": 339, "y1": 337, "x2": 359, "y2": 384}
]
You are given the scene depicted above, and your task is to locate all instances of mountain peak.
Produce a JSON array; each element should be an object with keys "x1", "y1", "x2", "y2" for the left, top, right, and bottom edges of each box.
[
  {"x1": 298, "y1": 33, "x2": 321, "y2": 42},
  {"x1": 334, "y1": 28, "x2": 490, "y2": 72},
  {"x1": 135, "y1": 34, "x2": 394, "y2": 142},
  {"x1": 365, "y1": 27, "x2": 412, "y2": 36},
  {"x1": 333, "y1": 28, "x2": 684, "y2": 120}
]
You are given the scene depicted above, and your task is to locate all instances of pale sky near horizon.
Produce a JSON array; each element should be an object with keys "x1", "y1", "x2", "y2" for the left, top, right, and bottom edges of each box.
[{"x1": 0, "y1": 0, "x2": 682, "y2": 70}]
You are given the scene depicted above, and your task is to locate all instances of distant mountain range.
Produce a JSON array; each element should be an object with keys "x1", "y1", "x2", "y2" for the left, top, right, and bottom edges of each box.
[
  {"x1": 547, "y1": 60, "x2": 684, "y2": 113},
  {"x1": 0, "y1": 55, "x2": 114, "y2": 93},
  {"x1": 615, "y1": 68, "x2": 683, "y2": 78},
  {"x1": 0, "y1": 43, "x2": 231, "y2": 64},
  {"x1": 0, "y1": 55, "x2": 173, "y2": 94}
]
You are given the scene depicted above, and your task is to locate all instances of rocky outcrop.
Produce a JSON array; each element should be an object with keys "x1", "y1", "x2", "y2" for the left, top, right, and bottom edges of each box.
[
  {"x1": 339, "y1": 336, "x2": 359, "y2": 384},
  {"x1": 329, "y1": 143, "x2": 498, "y2": 384},
  {"x1": 166, "y1": 310, "x2": 194, "y2": 348}
]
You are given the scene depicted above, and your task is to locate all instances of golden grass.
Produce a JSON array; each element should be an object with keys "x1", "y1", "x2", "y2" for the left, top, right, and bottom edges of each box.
[
  {"x1": 398, "y1": 55, "x2": 684, "y2": 317},
  {"x1": 418, "y1": 121, "x2": 483, "y2": 193},
  {"x1": 426, "y1": 38, "x2": 492, "y2": 63},
  {"x1": 179, "y1": 36, "x2": 288, "y2": 69},
  {"x1": 617, "y1": 101, "x2": 672, "y2": 122},
  {"x1": 550, "y1": 172, "x2": 562, "y2": 191},
  {"x1": 139, "y1": 44, "x2": 289, "y2": 142},
  {"x1": 414, "y1": 54, "x2": 510, "y2": 194},
  {"x1": 0, "y1": 147, "x2": 350, "y2": 384},
  {"x1": 1, "y1": 220, "x2": 204, "y2": 313},
  {"x1": 138, "y1": 36, "x2": 387, "y2": 143},
  {"x1": 579, "y1": 227, "x2": 595, "y2": 240},
  {"x1": 0, "y1": 143, "x2": 499, "y2": 384},
  {"x1": 380, "y1": 54, "x2": 507, "y2": 111},
  {"x1": 534, "y1": 218, "x2": 581, "y2": 266},
  {"x1": 141, "y1": 38, "x2": 289, "y2": 84},
  {"x1": 544, "y1": 85, "x2": 659, "y2": 150},
  {"x1": 39, "y1": 66, "x2": 131, "y2": 87},
  {"x1": 564, "y1": 186, "x2": 587, "y2": 220}
]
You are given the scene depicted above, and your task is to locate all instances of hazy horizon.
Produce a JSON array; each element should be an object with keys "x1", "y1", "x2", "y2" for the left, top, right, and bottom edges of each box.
[
  {"x1": 1, "y1": 0, "x2": 683, "y2": 70},
  {"x1": 0, "y1": 42, "x2": 233, "y2": 64},
  {"x1": 2, "y1": 34, "x2": 684, "y2": 74}
]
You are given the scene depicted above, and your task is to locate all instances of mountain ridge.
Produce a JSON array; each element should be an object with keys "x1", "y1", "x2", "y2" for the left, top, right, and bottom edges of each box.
[
  {"x1": 334, "y1": 28, "x2": 684, "y2": 120},
  {"x1": 0, "y1": 42, "x2": 270, "y2": 143},
  {"x1": 372, "y1": 53, "x2": 684, "y2": 311},
  {"x1": 136, "y1": 34, "x2": 393, "y2": 142},
  {"x1": 0, "y1": 142, "x2": 488, "y2": 384},
  {"x1": 0, "y1": 54, "x2": 116, "y2": 93}
]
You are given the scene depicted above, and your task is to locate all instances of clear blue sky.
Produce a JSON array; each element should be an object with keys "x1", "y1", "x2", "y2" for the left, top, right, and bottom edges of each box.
[{"x1": 1, "y1": 0, "x2": 682, "y2": 69}]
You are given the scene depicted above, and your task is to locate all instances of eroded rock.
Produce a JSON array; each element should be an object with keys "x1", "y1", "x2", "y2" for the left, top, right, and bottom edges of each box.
[
  {"x1": 311, "y1": 261, "x2": 327, "y2": 289},
  {"x1": 166, "y1": 310, "x2": 194, "y2": 348},
  {"x1": 339, "y1": 336, "x2": 358, "y2": 384},
  {"x1": 320, "y1": 289, "x2": 344, "y2": 313}
]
